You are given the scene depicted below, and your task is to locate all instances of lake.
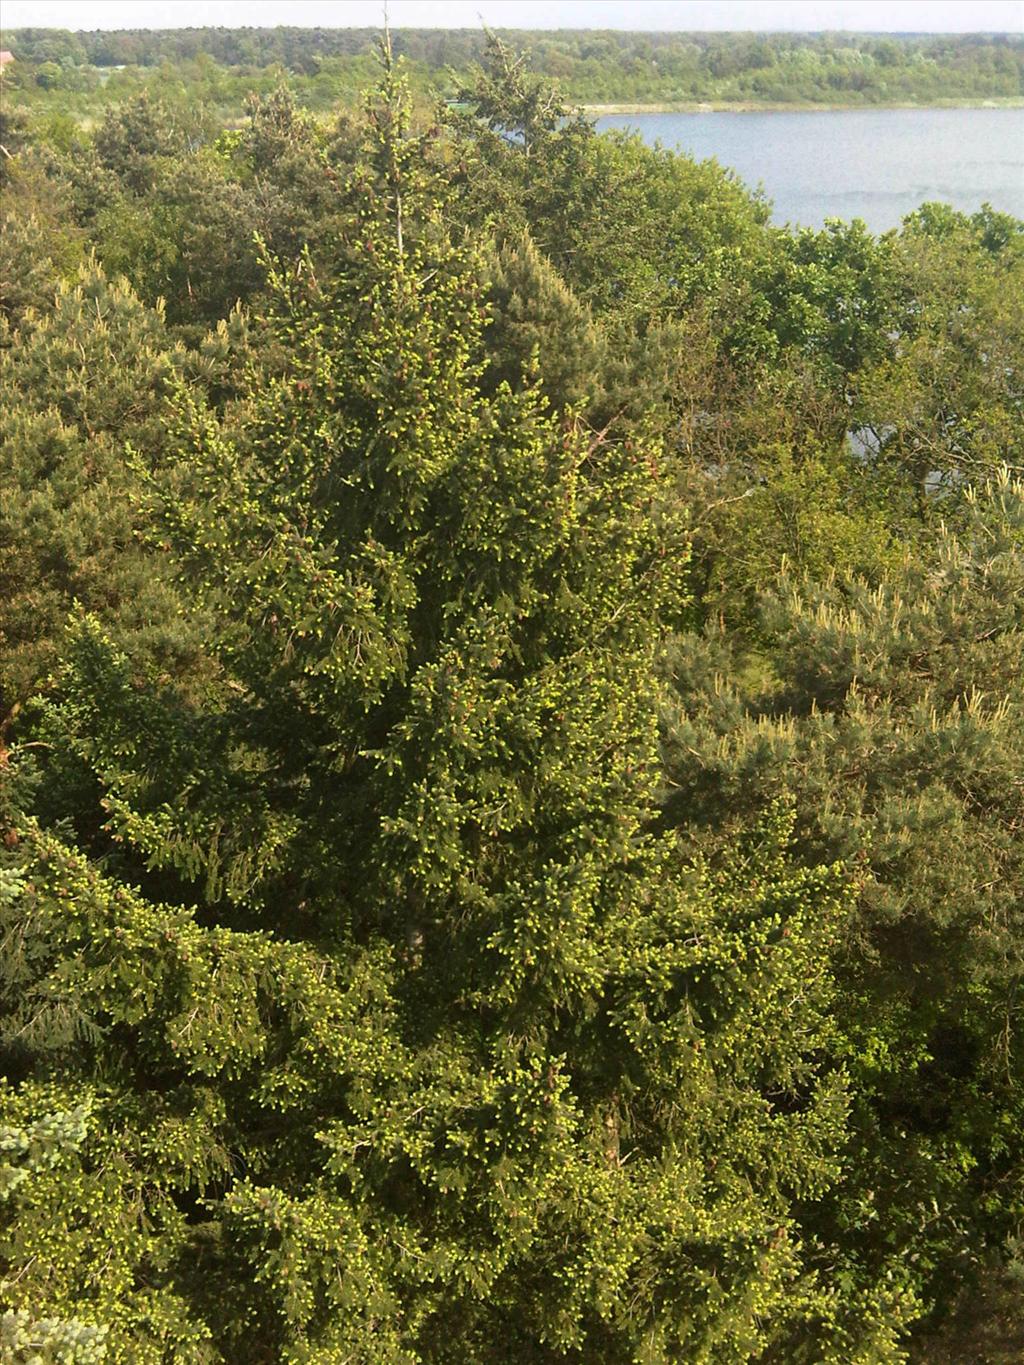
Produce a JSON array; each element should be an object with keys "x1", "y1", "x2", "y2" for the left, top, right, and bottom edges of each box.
[{"x1": 593, "y1": 107, "x2": 1024, "y2": 232}]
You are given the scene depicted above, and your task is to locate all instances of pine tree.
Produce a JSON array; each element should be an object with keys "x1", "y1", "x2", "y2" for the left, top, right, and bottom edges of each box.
[
  {"x1": 661, "y1": 471, "x2": 1024, "y2": 1346},
  {"x1": 93, "y1": 93, "x2": 184, "y2": 194}
]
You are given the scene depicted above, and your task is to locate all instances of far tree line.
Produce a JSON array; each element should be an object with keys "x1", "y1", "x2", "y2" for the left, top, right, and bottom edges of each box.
[{"x1": 1, "y1": 25, "x2": 1022, "y2": 113}]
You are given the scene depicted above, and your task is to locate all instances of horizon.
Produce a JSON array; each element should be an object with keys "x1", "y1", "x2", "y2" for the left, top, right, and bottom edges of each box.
[
  {"x1": 3, "y1": 1, "x2": 1023, "y2": 36},
  {"x1": 4, "y1": 25, "x2": 1024, "y2": 35}
]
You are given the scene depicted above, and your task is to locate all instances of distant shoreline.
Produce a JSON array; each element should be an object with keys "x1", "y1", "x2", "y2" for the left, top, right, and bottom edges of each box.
[{"x1": 583, "y1": 97, "x2": 1024, "y2": 115}]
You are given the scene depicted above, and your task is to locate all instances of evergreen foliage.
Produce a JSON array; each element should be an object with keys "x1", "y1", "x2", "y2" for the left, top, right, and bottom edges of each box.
[
  {"x1": 0, "y1": 262, "x2": 190, "y2": 719},
  {"x1": 0, "y1": 30, "x2": 1022, "y2": 1364},
  {"x1": 662, "y1": 473, "x2": 1024, "y2": 1342}
]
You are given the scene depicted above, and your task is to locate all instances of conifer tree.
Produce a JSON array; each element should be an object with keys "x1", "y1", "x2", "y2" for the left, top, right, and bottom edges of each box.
[
  {"x1": 4, "y1": 47, "x2": 899, "y2": 1364},
  {"x1": 0, "y1": 152, "x2": 82, "y2": 328},
  {"x1": 661, "y1": 472, "x2": 1024, "y2": 1344},
  {"x1": 0, "y1": 261, "x2": 200, "y2": 722},
  {"x1": 93, "y1": 92, "x2": 184, "y2": 194},
  {"x1": 481, "y1": 228, "x2": 606, "y2": 413},
  {"x1": 447, "y1": 37, "x2": 770, "y2": 333}
]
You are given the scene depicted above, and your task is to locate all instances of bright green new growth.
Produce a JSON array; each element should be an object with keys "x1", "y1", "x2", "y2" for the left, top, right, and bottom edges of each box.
[
  {"x1": 2, "y1": 31, "x2": 1022, "y2": 1365},
  {"x1": 0, "y1": 49, "x2": 891, "y2": 1363}
]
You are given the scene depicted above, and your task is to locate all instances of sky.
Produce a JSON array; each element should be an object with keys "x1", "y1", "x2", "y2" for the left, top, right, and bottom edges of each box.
[{"x1": 4, "y1": 0, "x2": 1023, "y2": 34}]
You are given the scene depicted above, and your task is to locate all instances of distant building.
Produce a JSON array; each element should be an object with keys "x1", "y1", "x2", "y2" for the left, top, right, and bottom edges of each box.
[{"x1": 0, "y1": 52, "x2": 14, "y2": 68}]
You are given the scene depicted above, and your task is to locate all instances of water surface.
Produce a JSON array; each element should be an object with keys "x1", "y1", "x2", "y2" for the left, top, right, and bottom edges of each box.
[{"x1": 594, "y1": 107, "x2": 1024, "y2": 231}]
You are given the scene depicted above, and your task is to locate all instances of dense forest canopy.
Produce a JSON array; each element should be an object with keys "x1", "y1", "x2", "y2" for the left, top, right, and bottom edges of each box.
[
  {"x1": 1, "y1": 26, "x2": 1023, "y2": 1365},
  {"x1": 2, "y1": 25, "x2": 1023, "y2": 114}
]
